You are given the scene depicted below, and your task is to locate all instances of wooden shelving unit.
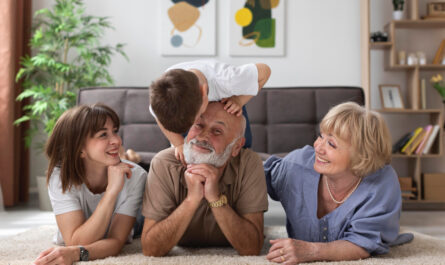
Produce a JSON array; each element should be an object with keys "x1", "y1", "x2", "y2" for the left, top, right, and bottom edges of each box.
[{"x1": 361, "y1": 0, "x2": 445, "y2": 208}]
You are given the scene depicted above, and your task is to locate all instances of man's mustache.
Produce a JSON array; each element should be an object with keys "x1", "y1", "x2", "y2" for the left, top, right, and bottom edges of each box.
[{"x1": 189, "y1": 138, "x2": 214, "y2": 152}]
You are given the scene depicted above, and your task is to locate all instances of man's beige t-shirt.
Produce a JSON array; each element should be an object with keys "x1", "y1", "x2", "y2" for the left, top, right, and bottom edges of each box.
[{"x1": 142, "y1": 147, "x2": 268, "y2": 247}]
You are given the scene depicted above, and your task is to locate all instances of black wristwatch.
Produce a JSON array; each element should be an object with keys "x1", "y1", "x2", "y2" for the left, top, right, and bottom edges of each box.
[{"x1": 79, "y1": 246, "x2": 89, "y2": 261}]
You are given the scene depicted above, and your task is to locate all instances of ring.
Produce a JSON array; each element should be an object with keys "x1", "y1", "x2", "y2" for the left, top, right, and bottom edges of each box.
[
  {"x1": 280, "y1": 249, "x2": 284, "y2": 255},
  {"x1": 280, "y1": 255, "x2": 285, "y2": 262}
]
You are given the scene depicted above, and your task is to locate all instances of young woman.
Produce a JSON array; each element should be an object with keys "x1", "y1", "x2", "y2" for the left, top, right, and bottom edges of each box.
[{"x1": 33, "y1": 103, "x2": 147, "y2": 265}]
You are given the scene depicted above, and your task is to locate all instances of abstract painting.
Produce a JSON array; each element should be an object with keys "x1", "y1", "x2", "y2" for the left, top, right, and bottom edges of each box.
[
  {"x1": 229, "y1": 0, "x2": 284, "y2": 56},
  {"x1": 161, "y1": 0, "x2": 215, "y2": 56}
]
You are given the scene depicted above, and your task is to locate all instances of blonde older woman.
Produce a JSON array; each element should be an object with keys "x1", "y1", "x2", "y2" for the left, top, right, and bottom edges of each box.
[{"x1": 264, "y1": 102, "x2": 411, "y2": 264}]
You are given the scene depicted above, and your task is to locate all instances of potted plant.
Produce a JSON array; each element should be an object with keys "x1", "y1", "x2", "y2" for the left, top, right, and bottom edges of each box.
[
  {"x1": 431, "y1": 74, "x2": 445, "y2": 103},
  {"x1": 15, "y1": 0, "x2": 127, "y2": 210},
  {"x1": 393, "y1": 0, "x2": 405, "y2": 20}
]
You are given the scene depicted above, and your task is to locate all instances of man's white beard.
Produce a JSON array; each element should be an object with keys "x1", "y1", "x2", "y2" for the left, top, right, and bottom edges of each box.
[{"x1": 183, "y1": 137, "x2": 238, "y2": 167}]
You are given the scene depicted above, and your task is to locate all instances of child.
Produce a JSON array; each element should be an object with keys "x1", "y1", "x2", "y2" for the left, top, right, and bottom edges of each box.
[
  {"x1": 33, "y1": 104, "x2": 147, "y2": 264},
  {"x1": 149, "y1": 60, "x2": 271, "y2": 165}
]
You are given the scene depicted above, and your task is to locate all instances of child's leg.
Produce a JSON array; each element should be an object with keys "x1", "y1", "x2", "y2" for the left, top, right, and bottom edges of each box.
[{"x1": 242, "y1": 106, "x2": 252, "y2": 149}]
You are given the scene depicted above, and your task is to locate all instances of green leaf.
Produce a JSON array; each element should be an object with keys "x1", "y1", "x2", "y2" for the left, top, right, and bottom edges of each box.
[
  {"x1": 13, "y1": 115, "x2": 31, "y2": 125},
  {"x1": 17, "y1": 0, "x2": 127, "y2": 150}
]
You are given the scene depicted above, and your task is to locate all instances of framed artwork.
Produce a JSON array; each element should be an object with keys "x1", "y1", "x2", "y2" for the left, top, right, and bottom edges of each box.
[
  {"x1": 428, "y1": 2, "x2": 445, "y2": 18},
  {"x1": 229, "y1": 0, "x2": 285, "y2": 56},
  {"x1": 160, "y1": 0, "x2": 215, "y2": 56},
  {"x1": 379, "y1": 84, "x2": 405, "y2": 109}
]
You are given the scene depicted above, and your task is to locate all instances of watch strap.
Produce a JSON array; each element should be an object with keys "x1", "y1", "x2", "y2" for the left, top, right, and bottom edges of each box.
[{"x1": 209, "y1": 194, "x2": 227, "y2": 208}]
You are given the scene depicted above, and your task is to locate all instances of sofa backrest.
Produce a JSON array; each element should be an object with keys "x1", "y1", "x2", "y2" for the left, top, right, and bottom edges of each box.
[
  {"x1": 246, "y1": 87, "x2": 364, "y2": 155},
  {"x1": 77, "y1": 86, "x2": 363, "y2": 162}
]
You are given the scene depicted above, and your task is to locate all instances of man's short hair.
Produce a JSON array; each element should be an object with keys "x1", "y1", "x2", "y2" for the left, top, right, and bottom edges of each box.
[
  {"x1": 320, "y1": 102, "x2": 392, "y2": 177},
  {"x1": 150, "y1": 69, "x2": 202, "y2": 133}
]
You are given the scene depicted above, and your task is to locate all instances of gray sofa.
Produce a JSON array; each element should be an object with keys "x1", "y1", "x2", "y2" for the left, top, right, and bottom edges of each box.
[{"x1": 77, "y1": 86, "x2": 364, "y2": 165}]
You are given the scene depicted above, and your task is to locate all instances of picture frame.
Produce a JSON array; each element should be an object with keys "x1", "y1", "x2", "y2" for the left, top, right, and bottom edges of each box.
[
  {"x1": 229, "y1": 0, "x2": 285, "y2": 56},
  {"x1": 160, "y1": 0, "x2": 216, "y2": 56},
  {"x1": 379, "y1": 84, "x2": 405, "y2": 109},
  {"x1": 427, "y1": 2, "x2": 445, "y2": 18}
]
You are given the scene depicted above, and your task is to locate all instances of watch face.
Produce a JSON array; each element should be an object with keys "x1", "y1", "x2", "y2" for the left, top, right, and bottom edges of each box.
[{"x1": 80, "y1": 247, "x2": 89, "y2": 261}]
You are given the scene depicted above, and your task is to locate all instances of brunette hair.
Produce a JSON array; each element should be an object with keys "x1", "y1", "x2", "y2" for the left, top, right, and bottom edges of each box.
[
  {"x1": 320, "y1": 102, "x2": 392, "y2": 177},
  {"x1": 45, "y1": 103, "x2": 120, "y2": 192},
  {"x1": 149, "y1": 69, "x2": 202, "y2": 133}
]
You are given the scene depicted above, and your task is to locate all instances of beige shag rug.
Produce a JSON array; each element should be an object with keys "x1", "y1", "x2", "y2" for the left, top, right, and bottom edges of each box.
[{"x1": 1, "y1": 226, "x2": 444, "y2": 265}]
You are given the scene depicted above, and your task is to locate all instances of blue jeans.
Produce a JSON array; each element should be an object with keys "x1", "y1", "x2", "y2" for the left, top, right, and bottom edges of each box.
[{"x1": 182, "y1": 105, "x2": 252, "y2": 148}]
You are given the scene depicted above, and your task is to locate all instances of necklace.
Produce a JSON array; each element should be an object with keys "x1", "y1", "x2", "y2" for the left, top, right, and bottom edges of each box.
[{"x1": 324, "y1": 176, "x2": 361, "y2": 204}]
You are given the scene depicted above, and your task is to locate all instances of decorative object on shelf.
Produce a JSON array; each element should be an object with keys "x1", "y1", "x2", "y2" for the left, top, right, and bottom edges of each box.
[
  {"x1": 379, "y1": 84, "x2": 405, "y2": 109},
  {"x1": 370, "y1": 31, "x2": 388, "y2": 42},
  {"x1": 229, "y1": 0, "x2": 285, "y2": 56},
  {"x1": 417, "y1": 51, "x2": 427, "y2": 65},
  {"x1": 433, "y1": 39, "x2": 445, "y2": 64},
  {"x1": 398, "y1": 50, "x2": 406, "y2": 65},
  {"x1": 423, "y1": 173, "x2": 445, "y2": 201},
  {"x1": 407, "y1": 52, "x2": 418, "y2": 65},
  {"x1": 426, "y1": 2, "x2": 445, "y2": 19},
  {"x1": 431, "y1": 74, "x2": 445, "y2": 102},
  {"x1": 160, "y1": 0, "x2": 215, "y2": 56},
  {"x1": 398, "y1": 177, "x2": 417, "y2": 200},
  {"x1": 392, "y1": 0, "x2": 405, "y2": 20}
]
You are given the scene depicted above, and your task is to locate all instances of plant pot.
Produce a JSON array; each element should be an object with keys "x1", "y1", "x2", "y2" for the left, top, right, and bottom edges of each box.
[
  {"x1": 37, "y1": 176, "x2": 52, "y2": 211},
  {"x1": 393, "y1": 10, "x2": 404, "y2": 20}
]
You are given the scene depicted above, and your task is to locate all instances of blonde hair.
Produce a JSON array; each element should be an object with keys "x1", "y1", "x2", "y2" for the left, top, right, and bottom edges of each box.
[{"x1": 319, "y1": 102, "x2": 391, "y2": 177}]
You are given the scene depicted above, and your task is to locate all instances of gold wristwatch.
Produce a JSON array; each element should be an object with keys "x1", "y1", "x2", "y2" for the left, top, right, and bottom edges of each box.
[{"x1": 208, "y1": 194, "x2": 228, "y2": 208}]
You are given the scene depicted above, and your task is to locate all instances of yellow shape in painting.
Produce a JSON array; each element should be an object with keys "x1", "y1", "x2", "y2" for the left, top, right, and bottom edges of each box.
[
  {"x1": 235, "y1": 8, "x2": 253, "y2": 27},
  {"x1": 168, "y1": 2, "x2": 200, "y2": 32},
  {"x1": 270, "y1": 0, "x2": 280, "y2": 8}
]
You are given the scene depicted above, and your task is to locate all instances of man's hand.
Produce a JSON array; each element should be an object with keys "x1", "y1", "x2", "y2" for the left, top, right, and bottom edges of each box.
[
  {"x1": 32, "y1": 246, "x2": 79, "y2": 265},
  {"x1": 175, "y1": 144, "x2": 186, "y2": 166},
  {"x1": 266, "y1": 238, "x2": 317, "y2": 265},
  {"x1": 184, "y1": 170, "x2": 205, "y2": 203},
  {"x1": 221, "y1": 96, "x2": 243, "y2": 117},
  {"x1": 106, "y1": 162, "x2": 133, "y2": 196},
  {"x1": 187, "y1": 164, "x2": 221, "y2": 202}
]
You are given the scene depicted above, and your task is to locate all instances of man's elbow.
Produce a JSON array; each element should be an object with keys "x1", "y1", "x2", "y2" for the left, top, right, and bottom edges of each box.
[
  {"x1": 142, "y1": 240, "x2": 168, "y2": 257},
  {"x1": 238, "y1": 248, "x2": 261, "y2": 256},
  {"x1": 237, "y1": 240, "x2": 263, "y2": 256}
]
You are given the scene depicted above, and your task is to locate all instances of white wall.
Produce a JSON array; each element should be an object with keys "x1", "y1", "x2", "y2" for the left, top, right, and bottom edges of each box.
[{"x1": 30, "y1": 0, "x2": 362, "y2": 186}]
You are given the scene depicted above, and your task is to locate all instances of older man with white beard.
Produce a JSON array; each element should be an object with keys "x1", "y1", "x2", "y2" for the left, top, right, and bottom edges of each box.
[{"x1": 141, "y1": 102, "x2": 268, "y2": 257}]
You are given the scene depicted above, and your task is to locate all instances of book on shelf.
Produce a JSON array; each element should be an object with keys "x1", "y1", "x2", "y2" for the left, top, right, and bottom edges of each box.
[
  {"x1": 433, "y1": 39, "x2": 445, "y2": 65},
  {"x1": 415, "y1": 125, "x2": 433, "y2": 155},
  {"x1": 404, "y1": 128, "x2": 427, "y2": 155},
  {"x1": 400, "y1": 127, "x2": 423, "y2": 154},
  {"x1": 422, "y1": 125, "x2": 440, "y2": 154},
  {"x1": 392, "y1": 132, "x2": 413, "y2": 153},
  {"x1": 421, "y1": 79, "x2": 426, "y2": 109}
]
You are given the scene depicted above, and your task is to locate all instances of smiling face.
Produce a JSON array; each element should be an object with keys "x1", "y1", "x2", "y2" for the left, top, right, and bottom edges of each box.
[
  {"x1": 313, "y1": 131, "x2": 354, "y2": 179},
  {"x1": 184, "y1": 102, "x2": 244, "y2": 167},
  {"x1": 81, "y1": 117, "x2": 122, "y2": 168}
]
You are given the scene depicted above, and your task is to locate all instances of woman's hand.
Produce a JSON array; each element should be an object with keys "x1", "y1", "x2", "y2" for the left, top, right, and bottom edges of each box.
[
  {"x1": 267, "y1": 238, "x2": 317, "y2": 264},
  {"x1": 106, "y1": 162, "x2": 133, "y2": 196},
  {"x1": 32, "y1": 246, "x2": 79, "y2": 265}
]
